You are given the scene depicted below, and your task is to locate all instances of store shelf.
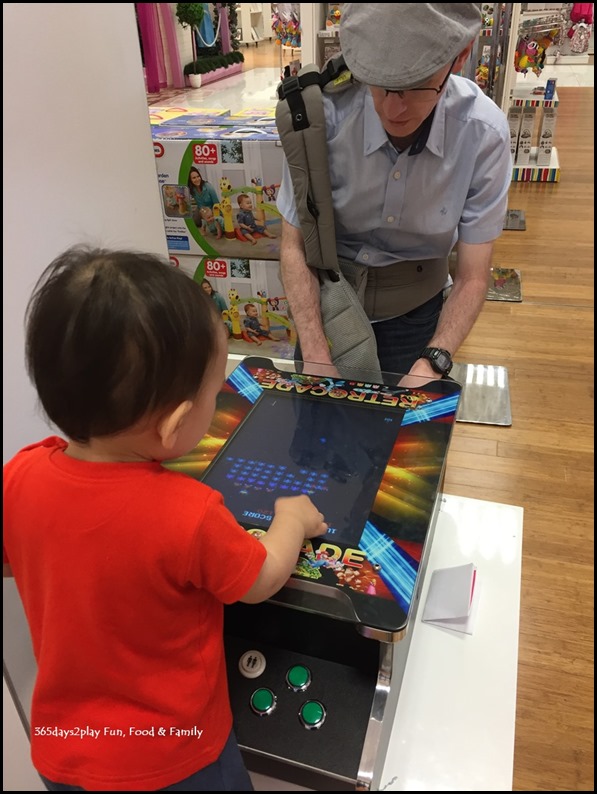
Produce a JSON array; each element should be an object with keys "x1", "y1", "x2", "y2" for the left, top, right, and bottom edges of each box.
[
  {"x1": 512, "y1": 147, "x2": 561, "y2": 183},
  {"x1": 510, "y1": 86, "x2": 560, "y2": 108},
  {"x1": 238, "y1": 2, "x2": 270, "y2": 46},
  {"x1": 317, "y1": 28, "x2": 340, "y2": 38}
]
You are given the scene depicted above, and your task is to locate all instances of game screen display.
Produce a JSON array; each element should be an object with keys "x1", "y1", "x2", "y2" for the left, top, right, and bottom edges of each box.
[
  {"x1": 164, "y1": 357, "x2": 462, "y2": 632},
  {"x1": 201, "y1": 392, "x2": 403, "y2": 548}
]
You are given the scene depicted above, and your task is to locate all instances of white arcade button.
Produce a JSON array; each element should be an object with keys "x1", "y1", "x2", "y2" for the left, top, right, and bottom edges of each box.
[{"x1": 238, "y1": 650, "x2": 266, "y2": 679}]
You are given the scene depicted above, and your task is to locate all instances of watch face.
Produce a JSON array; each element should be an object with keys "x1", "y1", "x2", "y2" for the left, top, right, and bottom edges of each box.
[
  {"x1": 436, "y1": 352, "x2": 450, "y2": 371},
  {"x1": 422, "y1": 348, "x2": 452, "y2": 374}
]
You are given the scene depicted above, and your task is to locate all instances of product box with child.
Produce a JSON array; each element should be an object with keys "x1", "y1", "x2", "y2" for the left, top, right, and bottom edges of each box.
[
  {"x1": 168, "y1": 254, "x2": 296, "y2": 360},
  {"x1": 152, "y1": 126, "x2": 285, "y2": 261}
]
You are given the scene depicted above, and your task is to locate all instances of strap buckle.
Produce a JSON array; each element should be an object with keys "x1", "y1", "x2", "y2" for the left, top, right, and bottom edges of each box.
[
  {"x1": 277, "y1": 76, "x2": 302, "y2": 100},
  {"x1": 321, "y1": 55, "x2": 348, "y2": 87}
]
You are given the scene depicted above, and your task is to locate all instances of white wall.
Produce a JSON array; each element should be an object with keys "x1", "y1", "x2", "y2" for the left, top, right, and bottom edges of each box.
[
  {"x1": 299, "y1": 2, "x2": 326, "y2": 65},
  {"x1": 171, "y1": 1, "x2": 194, "y2": 69},
  {"x1": 3, "y1": 3, "x2": 168, "y2": 789},
  {"x1": 3, "y1": 679, "x2": 45, "y2": 791}
]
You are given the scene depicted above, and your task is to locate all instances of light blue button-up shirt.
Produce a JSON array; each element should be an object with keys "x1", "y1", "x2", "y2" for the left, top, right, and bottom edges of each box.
[{"x1": 277, "y1": 76, "x2": 512, "y2": 267}]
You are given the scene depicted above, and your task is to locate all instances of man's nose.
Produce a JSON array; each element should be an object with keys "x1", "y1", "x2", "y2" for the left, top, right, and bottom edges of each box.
[{"x1": 383, "y1": 92, "x2": 410, "y2": 114}]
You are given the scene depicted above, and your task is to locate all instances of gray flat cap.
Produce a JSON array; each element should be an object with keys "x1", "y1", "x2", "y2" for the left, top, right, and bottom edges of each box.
[{"x1": 340, "y1": 3, "x2": 482, "y2": 90}]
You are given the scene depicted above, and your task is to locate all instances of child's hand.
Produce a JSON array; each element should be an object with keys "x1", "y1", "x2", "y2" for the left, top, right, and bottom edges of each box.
[{"x1": 273, "y1": 495, "x2": 328, "y2": 539}]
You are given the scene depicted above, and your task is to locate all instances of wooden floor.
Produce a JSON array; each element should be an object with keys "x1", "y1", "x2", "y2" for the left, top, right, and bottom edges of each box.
[
  {"x1": 453, "y1": 87, "x2": 595, "y2": 792},
  {"x1": 154, "y1": 45, "x2": 595, "y2": 789},
  {"x1": 239, "y1": 38, "x2": 301, "y2": 72}
]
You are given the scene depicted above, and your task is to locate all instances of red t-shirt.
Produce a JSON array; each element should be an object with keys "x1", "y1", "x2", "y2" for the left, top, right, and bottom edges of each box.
[{"x1": 3, "y1": 437, "x2": 267, "y2": 791}]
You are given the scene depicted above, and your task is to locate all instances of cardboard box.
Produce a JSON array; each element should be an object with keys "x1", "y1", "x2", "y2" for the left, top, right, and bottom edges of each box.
[
  {"x1": 149, "y1": 106, "x2": 230, "y2": 125},
  {"x1": 536, "y1": 107, "x2": 557, "y2": 166},
  {"x1": 154, "y1": 126, "x2": 280, "y2": 141},
  {"x1": 515, "y1": 108, "x2": 536, "y2": 166},
  {"x1": 230, "y1": 107, "x2": 276, "y2": 119},
  {"x1": 506, "y1": 106, "x2": 523, "y2": 162},
  {"x1": 168, "y1": 255, "x2": 296, "y2": 359},
  {"x1": 161, "y1": 114, "x2": 277, "y2": 128},
  {"x1": 152, "y1": 127, "x2": 285, "y2": 260}
]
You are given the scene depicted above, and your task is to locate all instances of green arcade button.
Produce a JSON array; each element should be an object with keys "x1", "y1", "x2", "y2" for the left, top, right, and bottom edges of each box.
[
  {"x1": 286, "y1": 664, "x2": 311, "y2": 692},
  {"x1": 250, "y1": 687, "x2": 277, "y2": 716},
  {"x1": 299, "y1": 699, "x2": 326, "y2": 729}
]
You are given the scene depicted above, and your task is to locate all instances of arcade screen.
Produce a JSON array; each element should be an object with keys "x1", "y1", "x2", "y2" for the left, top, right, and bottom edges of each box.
[
  {"x1": 164, "y1": 357, "x2": 462, "y2": 631},
  {"x1": 201, "y1": 391, "x2": 404, "y2": 547}
]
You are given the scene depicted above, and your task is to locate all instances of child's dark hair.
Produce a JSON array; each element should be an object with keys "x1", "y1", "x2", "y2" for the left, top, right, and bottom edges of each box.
[{"x1": 25, "y1": 246, "x2": 220, "y2": 442}]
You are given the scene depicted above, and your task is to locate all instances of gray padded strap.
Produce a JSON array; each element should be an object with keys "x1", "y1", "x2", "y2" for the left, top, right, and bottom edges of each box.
[{"x1": 275, "y1": 64, "x2": 340, "y2": 273}]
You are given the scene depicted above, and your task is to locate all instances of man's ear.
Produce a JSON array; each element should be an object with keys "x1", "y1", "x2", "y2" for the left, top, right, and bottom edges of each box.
[
  {"x1": 455, "y1": 41, "x2": 475, "y2": 73},
  {"x1": 157, "y1": 400, "x2": 193, "y2": 451}
]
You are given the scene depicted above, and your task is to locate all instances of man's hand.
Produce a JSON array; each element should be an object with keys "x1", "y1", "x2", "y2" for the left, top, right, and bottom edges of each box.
[
  {"x1": 397, "y1": 357, "x2": 442, "y2": 389},
  {"x1": 299, "y1": 360, "x2": 341, "y2": 379}
]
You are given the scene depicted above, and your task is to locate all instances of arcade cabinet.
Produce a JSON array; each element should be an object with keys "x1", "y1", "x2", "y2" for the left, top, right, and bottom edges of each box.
[{"x1": 165, "y1": 357, "x2": 462, "y2": 791}]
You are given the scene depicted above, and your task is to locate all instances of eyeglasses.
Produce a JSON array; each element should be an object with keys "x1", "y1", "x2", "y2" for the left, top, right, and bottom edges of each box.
[{"x1": 379, "y1": 59, "x2": 457, "y2": 104}]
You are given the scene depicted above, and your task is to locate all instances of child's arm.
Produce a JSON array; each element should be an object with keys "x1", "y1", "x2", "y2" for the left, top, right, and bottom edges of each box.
[{"x1": 240, "y1": 495, "x2": 327, "y2": 603}]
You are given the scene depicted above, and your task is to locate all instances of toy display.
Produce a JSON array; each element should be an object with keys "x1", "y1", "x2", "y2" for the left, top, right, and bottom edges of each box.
[
  {"x1": 152, "y1": 126, "x2": 284, "y2": 260},
  {"x1": 271, "y1": 3, "x2": 301, "y2": 48},
  {"x1": 475, "y1": 43, "x2": 501, "y2": 93},
  {"x1": 514, "y1": 28, "x2": 559, "y2": 77},
  {"x1": 569, "y1": 22, "x2": 592, "y2": 54},
  {"x1": 326, "y1": 3, "x2": 343, "y2": 29},
  {"x1": 169, "y1": 255, "x2": 297, "y2": 358},
  {"x1": 475, "y1": 63, "x2": 490, "y2": 91},
  {"x1": 567, "y1": 2, "x2": 594, "y2": 37},
  {"x1": 537, "y1": 107, "x2": 558, "y2": 166},
  {"x1": 480, "y1": 4, "x2": 495, "y2": 35},
  {"x1": 487, "y1": 268, "x2": 522, "y2": 302},
  {"x1": 502, "y1": 209, "x2": 526, "y2": 232}
]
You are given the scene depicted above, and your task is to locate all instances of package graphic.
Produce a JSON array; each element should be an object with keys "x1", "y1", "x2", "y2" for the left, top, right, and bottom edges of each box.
[
  {"x1": 148, "y1": 106, "x2": 230, "y2": 125},
  {"x1": 153, "y1": 128, "x2": 284, "y2": 260},
  {"x1": 168, "y1": 255, "x2": 296, "y2": 359}
]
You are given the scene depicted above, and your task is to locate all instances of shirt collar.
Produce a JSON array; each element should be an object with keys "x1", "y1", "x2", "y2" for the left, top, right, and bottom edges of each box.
[{"x1": 363, "y1": 85, "x2": 448, "y2": 158}]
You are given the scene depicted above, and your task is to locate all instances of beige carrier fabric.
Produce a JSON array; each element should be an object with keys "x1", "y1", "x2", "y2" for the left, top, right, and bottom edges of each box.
[
  {"x1": 275, "y1": 65, "x2": 338, "y2": 275},
  {"x1": 317, "y1": 268, "x2": 381, "y2": 371},
  {"x1": 338, "y1": 257, "x2": 449, "y2": 321},
  {"x1": 276, "y1": 61, "x2": 382, "y2": 379}
]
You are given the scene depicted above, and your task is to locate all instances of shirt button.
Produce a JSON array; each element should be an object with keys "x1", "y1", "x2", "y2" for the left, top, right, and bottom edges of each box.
[
  {"x1": 387, "y1": 215, "x2": 395, "y2": 223},
  {"x1": 393, "y1": 171, "x2": 401, "y2": 180},
  {"x1": 362, "y1": 253, "x2": 369, "y2": 261}
]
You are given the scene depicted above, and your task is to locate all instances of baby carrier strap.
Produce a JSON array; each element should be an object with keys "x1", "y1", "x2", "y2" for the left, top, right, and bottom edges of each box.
[
  {"x1": 275, "y1": 56, "x2": 351, "y2": 277},
  {"x1": 275, "y1": 58, "x2": 383, "y2": 380}
]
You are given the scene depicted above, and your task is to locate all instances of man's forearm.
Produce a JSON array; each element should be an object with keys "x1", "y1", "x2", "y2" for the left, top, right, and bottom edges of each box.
[
  {"x1": 429, "y1": 275, "x2": 488, "y2": 355},
  {"x1": 280, "y1": 221, "x2": 333, "y2": 364},
  {"x1": 428, "y1": 241, "x2": 494, "y2": 355},
  {"x1": 408, "y1": 241, "x2": 493, "y2": 379}
]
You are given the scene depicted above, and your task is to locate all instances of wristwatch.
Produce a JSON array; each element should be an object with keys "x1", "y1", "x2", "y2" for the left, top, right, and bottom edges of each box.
[{"x1": 420, "y1": 347, "x2": 453, "y2": 376}]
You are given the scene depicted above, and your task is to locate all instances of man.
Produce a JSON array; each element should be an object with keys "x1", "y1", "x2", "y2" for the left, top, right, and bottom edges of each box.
[{"x1": 277, "y1": 4, "x2": 512, "y2": 378}]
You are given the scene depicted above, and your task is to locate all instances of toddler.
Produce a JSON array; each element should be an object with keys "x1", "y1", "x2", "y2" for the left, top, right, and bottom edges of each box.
[{"x1": 3, "y1": 246, "x2": 327, "y2": 791}]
